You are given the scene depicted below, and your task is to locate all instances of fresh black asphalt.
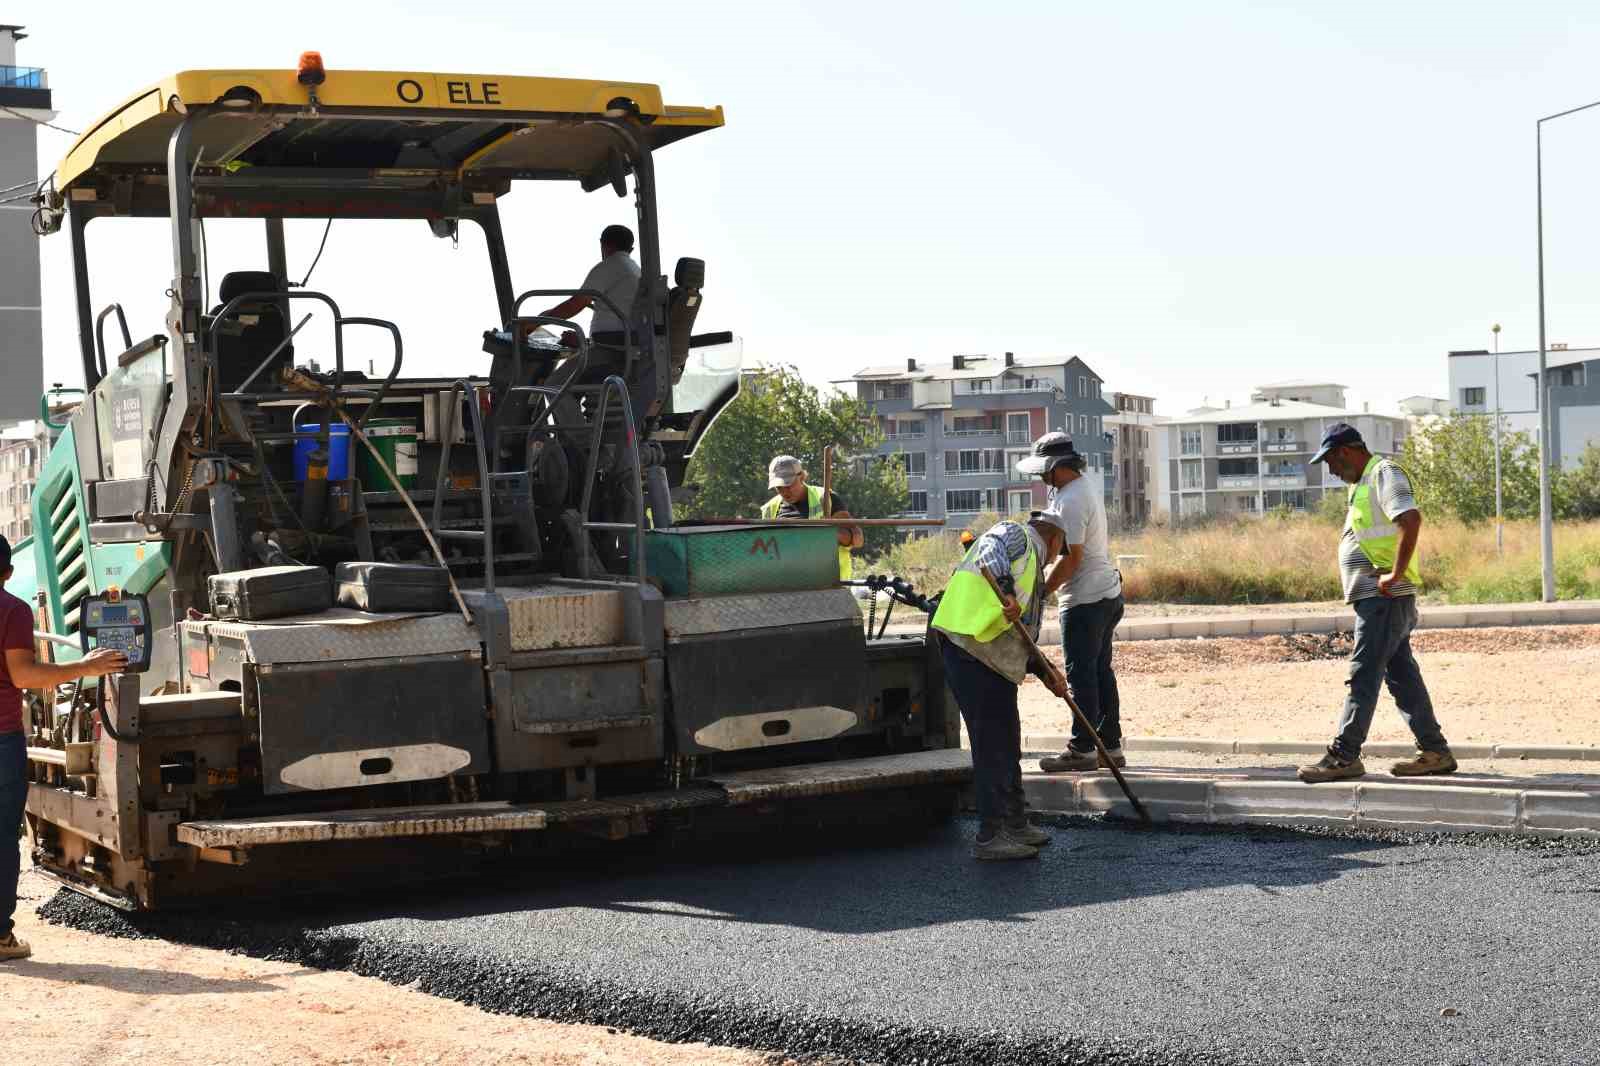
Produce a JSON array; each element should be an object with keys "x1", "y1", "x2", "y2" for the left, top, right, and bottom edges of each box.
[{"x1": 39, "y1": 817, "x2": 1600, "y2": 1066}]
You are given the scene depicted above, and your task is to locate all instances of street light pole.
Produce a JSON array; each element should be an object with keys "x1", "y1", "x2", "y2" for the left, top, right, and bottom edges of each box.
[
  {"x1": 1492, "y1": 323, "x2": 1503, "y2": 555},
  {"x1": 1533, "y1": 98, "x2": 1600, "y2": 602}
]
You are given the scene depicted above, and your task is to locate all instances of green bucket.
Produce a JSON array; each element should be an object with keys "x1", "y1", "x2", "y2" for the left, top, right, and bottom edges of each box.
[{"x1": 359, "y1": 418, "x2": 418, "y2": 493}]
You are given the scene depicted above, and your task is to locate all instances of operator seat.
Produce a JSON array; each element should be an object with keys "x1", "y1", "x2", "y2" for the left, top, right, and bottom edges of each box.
[
  {"x1": 208, "y1": 270, "x2": 291, "y2": 393},
  {"x1": 666, "y1": 257, "x2": 705, "y2": 386}
]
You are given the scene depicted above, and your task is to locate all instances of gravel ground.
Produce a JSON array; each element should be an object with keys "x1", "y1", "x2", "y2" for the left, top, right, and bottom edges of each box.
[
  {"x1": 1019, "y1": 624, "x2": 1600, "y2": 745},
  {"x1": 3, "y1": 852, "x2": 781, "y2": 1066},
  {"x1": 36, "y1": 820, "x2": 1600, "y2": 1066}
]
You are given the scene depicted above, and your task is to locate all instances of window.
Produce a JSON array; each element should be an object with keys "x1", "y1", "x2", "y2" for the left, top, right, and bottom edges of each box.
[
  {"x1": 1180, "y1": 494, "x2": 1205, "y2": 517},
  {"x1": 906, "y1": 491, "x2": 928, "y2": 514},
  {"x1": 875, "y1": 382, "x2": 910, "y2": 400},
  {"x1": 1219, "y1": 458, "x2": 1258, "y2": 477},
  {"x1": 1217, "y1": 422, "x2": 1259, "y2": 444},
  {"x1": 943, "y1": 449, "x2": 1005, "y2": 475},
  {"x1": 1461, "y1": 387, "x2": 1486, "y2": 407},
  {"x1": 898, "y1": 451, "x2": 927, "y2": 476},
  {"x1": 1078, "y1": 376, "x2": 1087, "y2": 397},
  {"x1": 1180, "y1": 427, "x2": 1202, "y2": 455},
  {"x1": 1141, "y1": 430, "x2": 1149, "y2": 448},
  {"x1": 888, "y1": 418, "x2": 926, "y2": 439},
  {"x1": 1006, "y1": 412, "x2": 1031, "y2": 442},
  {"x1": 1005, "y1": 448, "x2": 1030, "y2": 475},
  {"x1": 1077, "y1": 414, "x2": 1089, "y2": 433},
  {"x1": 966, "y1": 379, "x2": 993, "y2": 393},
  {"x1": 1090, "y1": 453, "x2": 1100, "y2": 471},
  {"x1": 946, "y1": 489, "x2": 986, "y2": 513},
  {"x1": 951, "y1": 415, "x2": 996, "y2": 434},
  {"x1": 1237, "y1": 495, "x2": 1259, "y2": 513},
  {"x1": 1008, "y1": 490, "x2": 1032, "y2": 515}
]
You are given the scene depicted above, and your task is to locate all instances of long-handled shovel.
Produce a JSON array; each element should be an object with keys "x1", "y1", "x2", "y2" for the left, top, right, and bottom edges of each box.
[{"x1": 979, "y1": 567, "x2": 1151, "y2": 825}]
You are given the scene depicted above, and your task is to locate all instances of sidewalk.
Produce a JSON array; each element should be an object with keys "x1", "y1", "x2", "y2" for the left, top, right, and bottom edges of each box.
[
  {"x1": 883, "y1": 598, "x2": 1600, "y2": 643},
  {"x1": 1018, "y1": 762, "x2": 1600, "y2": 837}
]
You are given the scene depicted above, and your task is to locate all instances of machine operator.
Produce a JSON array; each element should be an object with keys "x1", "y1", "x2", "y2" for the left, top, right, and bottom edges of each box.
[{"x1": 761, "y1": 455, "x2": 862, "y2": 581}]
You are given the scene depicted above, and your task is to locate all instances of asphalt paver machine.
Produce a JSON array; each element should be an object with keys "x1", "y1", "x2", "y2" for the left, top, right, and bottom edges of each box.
[{"x1": 11, "y1": 59, "x2": 966, "y2": 909}]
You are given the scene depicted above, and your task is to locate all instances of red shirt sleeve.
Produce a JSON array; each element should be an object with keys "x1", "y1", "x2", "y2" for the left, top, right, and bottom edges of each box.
[{"x1": 2, "y1": 596, "x2": 34, "y2": 653}]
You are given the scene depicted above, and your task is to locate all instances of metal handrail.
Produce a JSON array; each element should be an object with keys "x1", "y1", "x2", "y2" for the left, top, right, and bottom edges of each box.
[
  {"x1": 578, "y1": 374, "x2": 646, "y2": 583},
  {"x1": 207, "y1": 290, "x2": 345, "y2": 395},
  {"x1": 94, "y1": 304, "x2": 131, "y2": 381},
  {"x1": 431, "y1": 379, "x2": 497, "y2": 592}
]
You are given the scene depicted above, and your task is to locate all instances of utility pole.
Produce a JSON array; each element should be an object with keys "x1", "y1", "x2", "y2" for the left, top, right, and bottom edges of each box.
[{"x1": 1492, "y1": 323, "x2": 1503, "y2": 555}]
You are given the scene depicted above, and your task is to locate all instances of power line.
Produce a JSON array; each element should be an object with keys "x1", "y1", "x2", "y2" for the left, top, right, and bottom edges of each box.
[{"x1": 0, "y1": 103, "x2": 80, "y2": 136}]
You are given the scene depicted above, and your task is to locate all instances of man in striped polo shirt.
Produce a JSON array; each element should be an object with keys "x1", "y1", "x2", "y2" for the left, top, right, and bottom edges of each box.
[{"x1": 1298, "y1": 423, "x2": 1457, "y2": 784}]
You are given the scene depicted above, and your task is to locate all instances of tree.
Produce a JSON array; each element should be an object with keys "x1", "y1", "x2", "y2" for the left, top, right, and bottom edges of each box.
[
  {"x1": 1559, "y1": 442, "x2": 1600, "y2": 519},
  {"x1": 1400, "y1": 414, "x2": 1541, "y2": 523},
  {"x1": 680, "y1": 365, "x2": 908, "y2": 551}
]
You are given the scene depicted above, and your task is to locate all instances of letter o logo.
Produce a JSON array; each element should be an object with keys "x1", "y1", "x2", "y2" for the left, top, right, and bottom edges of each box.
[{"x1": 396, "y1": 79, "x2": 424, "y2": 104}]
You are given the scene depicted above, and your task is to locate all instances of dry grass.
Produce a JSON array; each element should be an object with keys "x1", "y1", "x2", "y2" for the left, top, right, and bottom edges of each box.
[{"x1": 871, "y1": 514, "x2": 1600, "y2": 605}]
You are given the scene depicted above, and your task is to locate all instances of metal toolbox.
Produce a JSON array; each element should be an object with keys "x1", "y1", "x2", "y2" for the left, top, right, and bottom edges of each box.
[
  {"x1": 208, "y1": 565, "x2": 332, "y2": 621},
  {"x1": 335, "y1": 561, "x2": 452, "y2": 613},
  {"x1": 645, "y1": 524, "x2": 838, "y2": 598}
]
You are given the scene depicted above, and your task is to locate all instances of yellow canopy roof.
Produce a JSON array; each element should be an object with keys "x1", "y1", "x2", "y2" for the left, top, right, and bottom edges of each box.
[{"x1": 57, "y1": 67, "x2": 724, "y2": 192}]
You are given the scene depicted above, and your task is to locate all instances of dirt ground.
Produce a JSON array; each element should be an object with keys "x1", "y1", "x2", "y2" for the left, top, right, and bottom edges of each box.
[
  {"x1": 0, "y1": 857, "x2": 777, "y2": 1066},
  {"x1": 1019, "y1": 623, "x2": 1600, "y2": 746}
]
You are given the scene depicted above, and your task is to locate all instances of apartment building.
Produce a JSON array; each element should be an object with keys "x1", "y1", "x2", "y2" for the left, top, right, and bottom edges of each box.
[
  {"x1": 1446, "y1": 346, "x2": 1600, "y2": 437},
  {"x1": 1162, "y1": 381, "x2": 1407, "y2": 520},
  {"x1": 844, "y1": 352, "x2": 1114, "y2": 522},
  {"x1": 0, "y1": 420, "x2": 49, "y2": 543},
  {"x1": 1, "y1": 26, "x2": 49, "y2": 423},
  {"x1": 1528, "y1": 354, "x2": 1598, "y2": 470},
  {"x1": 1105, "y1": 392, "x2": 1165, "y2": 525}
]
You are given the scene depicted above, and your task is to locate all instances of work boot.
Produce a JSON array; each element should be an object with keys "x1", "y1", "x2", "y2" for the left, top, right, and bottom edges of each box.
[
  {"x1": 1002, "y1": 818, "x2": 1052, "y2": 847},
  {"x1": 1296, "y1": 752, "x2": 1366, "y2": 784},
  {"x1": 1038, "y1": 748, "x2": 1098, "y2": 773},
  {"x1": 972, "y1": 832, "x2": 1040, "y2": 861},
  {"x1": 1098, "y1": 747, "x2": 1128, "y2": 770},
  {"x1": 1391, "y1": 748, "x2": 1458, "y2": 777},
  {"x1": 0, "y1": 933, "x2": 32, "y2": 961}
]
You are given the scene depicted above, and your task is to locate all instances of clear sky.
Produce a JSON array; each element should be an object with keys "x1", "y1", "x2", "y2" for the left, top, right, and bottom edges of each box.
[{"x1": 17, "y1": 0, "x2": 1600, "y2": 416}]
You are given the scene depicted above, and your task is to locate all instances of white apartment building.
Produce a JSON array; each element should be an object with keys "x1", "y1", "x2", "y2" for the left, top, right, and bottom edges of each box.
[
  {"x1": 1162, "y1": 383, "x2": 1406, "y2": 520},
  {"x1": 1105, "y1": 392, "x2": 1168, "y2": 525},
  {"x1": 0, "y1": 420, "x2": 49, "y2": 543},
  {"x1": 1445, "y1": 346, "x2": 1600, "y2": 437}
]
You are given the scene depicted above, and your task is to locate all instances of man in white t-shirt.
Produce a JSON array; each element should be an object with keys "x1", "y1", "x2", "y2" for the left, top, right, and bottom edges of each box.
[
  {"x1": 538, "y1": 224, "x2": 641, "y2": 344},
  {"x1": 536, "y1": 224, "x2": 653, "y2": 421},
  {"x1": 1015, "y1": 432, "x2": 1127, "y2": 773}
]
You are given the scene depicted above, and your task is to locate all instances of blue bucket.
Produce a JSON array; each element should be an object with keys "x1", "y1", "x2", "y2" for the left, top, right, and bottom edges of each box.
[{"x1": 292, "y1": 423, "x2": 352, "y2": 481}]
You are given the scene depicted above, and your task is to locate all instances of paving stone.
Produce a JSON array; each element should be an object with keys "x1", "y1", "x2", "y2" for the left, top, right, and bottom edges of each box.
[
  {"x1": 1521, "y1": 790, "x2": 1600, "y2": 835},
  {"x1": 1492, "y1": 744, "x2": 1593, "y2": 760},
  {"x1": 1020, "y1": 774, "x2": 1078, "y2": 815},
  {"x1": 1125, "y1": 736, "x2": 1236, "y2": 753},
  {"x1": 1121, "y1": 620, "x2": 1172, "y2": 641},
  {"x1": 1418, "y1": 608, "x2": 1469, "y2": 629},
  {"x1": 1288, "y1": 613, "x2": 1344, "y2": 634},
  {"x1": 1247, "y1": 616, "x2": 1296, "y2": 635},
  {"x1": 1210, "y1": 779, "x2": 1358, "y2": 827},
  {"x1": 1357, "y1": 782, "x2": 1519, "y2": 832},
  {"x1": 1234, "y1": 740, "x2": 1324, "y2": 755}
]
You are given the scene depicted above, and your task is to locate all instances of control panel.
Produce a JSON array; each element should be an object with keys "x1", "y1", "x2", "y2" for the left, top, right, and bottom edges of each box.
[{"x1": 77, "y1": 589, "x2": 152, "y2": 673}]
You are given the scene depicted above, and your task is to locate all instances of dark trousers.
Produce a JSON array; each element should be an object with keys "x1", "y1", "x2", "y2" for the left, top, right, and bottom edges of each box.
[
  {"x1": 1063, "y1": 594, "x2": 1125, "y2": 753},
  {"x1": 939, "y1": 640, "x2": 1023, "y2": 835},
  {"x1": 1, "y1": 732, "x2": 25, "y2": 939},
  {"x1": 1331, "y1": 595, "x2": 1448, "y2": 760}
]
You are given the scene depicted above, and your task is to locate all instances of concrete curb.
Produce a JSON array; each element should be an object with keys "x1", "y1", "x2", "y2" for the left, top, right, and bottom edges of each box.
[
  {"x1": 1019, "y1": 770, "x2": 1600, "y2": 838},
  {"x1": 885, "y1": 599, "x2": 1600, "y2": 643},
  {"x1": 1018, "y1": 735, "x2": 1600, "y2": 762}
]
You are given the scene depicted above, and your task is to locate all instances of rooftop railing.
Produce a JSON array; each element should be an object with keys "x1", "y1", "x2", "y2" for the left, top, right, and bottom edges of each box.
[{"x1": 1, "y1": 66, "x2": 46, "y2": 89}]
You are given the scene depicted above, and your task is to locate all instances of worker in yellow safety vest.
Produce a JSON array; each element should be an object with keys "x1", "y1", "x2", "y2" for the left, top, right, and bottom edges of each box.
[
  {"x1": 1298, "y1": 422, "x2": 1456, "y2": 784},
  {"x1": 761, "y1": 455, "x2": 860, "y2": 580},
  {"x1": 930, "y1": 511, "x2": 1071, "y2": 861}
]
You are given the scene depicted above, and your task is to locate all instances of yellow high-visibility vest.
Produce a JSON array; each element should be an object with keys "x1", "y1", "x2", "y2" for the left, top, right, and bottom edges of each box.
[
  {"x1": 930, "y1": 528, "x2": 1039, "y2": 643},
  {"x1": 1348, "y1": 455, "x2": 1422, "y2": 588},
  {"x1": 762, "y1": 483, "x2": 852, "y2": 580}
]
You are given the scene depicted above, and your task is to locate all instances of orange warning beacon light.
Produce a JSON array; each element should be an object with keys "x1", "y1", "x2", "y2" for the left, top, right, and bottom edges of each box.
[{"x1": 297, "y1": 51, "x2": 326, "y2": 87}]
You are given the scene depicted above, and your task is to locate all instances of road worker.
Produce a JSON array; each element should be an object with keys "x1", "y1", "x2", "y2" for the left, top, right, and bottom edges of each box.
[{"x1": 761, "y1": 455, "x2": 861, "y2": 580}]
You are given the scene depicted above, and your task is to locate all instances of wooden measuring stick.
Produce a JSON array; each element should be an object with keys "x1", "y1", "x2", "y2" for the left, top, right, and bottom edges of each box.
[{"x1": 978, "y1": 566, "x2": 1151, "y2": 825}]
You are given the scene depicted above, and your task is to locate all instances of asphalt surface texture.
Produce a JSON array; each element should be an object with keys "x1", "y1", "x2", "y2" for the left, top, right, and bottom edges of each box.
[{"x1": 39, "y1": 816, "x2": 1600, "y2": 1066}]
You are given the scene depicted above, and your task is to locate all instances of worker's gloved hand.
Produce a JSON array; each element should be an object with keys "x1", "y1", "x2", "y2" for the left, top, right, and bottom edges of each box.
[
  {"x1": 1000, "y1": 594, "x2": 1022, "y2": 624},
  {"x1": 560, "y1": 330, "x2": 581, "y2": 349}
]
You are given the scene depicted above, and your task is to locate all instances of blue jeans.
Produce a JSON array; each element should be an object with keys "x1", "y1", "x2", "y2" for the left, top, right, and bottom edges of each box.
[
  {"x1": 1062, "y1": 595, "x2": 1125, "y2": 753},
  {"x1": 1, "y1": 732, "x2": 25, "y2": 939},
  {"x1": 939, "y1": 639, "x2": 1023, "y2": 836},
  {"x1": 1331, "y1": 596, "x2": 1448, "y2": 761}
]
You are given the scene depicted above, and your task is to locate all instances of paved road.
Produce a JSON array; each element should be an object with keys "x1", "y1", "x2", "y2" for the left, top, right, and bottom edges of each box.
[{"x1": 43, "y1": 819, "x2": 1600, "y2": 1066}]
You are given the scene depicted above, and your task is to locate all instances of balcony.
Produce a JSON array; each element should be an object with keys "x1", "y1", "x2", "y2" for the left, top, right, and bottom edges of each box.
[
  {"x1": 1263, "y1": 441, "x2": 1303, "y2": 453},
  {"x1": 1217, "y1": 442, "x2": 1257, "y2": 455},
  {"x1": 1217, "y1": 475, "x2": 1258, "y2": 490},
  {"x1": 1, "y1": 66, "x2": 46, "y2": 89},
  {"x1": 1005, "y1": 431, "x2": 1032, "y2": 444},
  {"x1": 882, "y1": 430, "x2": 927, "y2": 441},
  {"x1": 943, "y1": 427, "x2": 1003, "y2": 439},
  {"x1": 1262, "y1": 474, "x2": 1306, "y2": 489}
]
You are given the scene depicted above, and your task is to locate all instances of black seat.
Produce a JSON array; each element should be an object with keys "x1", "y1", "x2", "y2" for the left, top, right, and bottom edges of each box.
[
  {"x1": 666, "y1": 257, "x2": 704, "y2": 385},
  {"x1": 208, "y1": 270, "x2": 291, "y2": 392}
]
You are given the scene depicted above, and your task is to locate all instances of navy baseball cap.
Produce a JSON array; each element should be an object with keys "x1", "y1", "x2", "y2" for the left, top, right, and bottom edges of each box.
[{"x1": 1310, "y1": 422, "x2": 1364, "y2": 465}]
